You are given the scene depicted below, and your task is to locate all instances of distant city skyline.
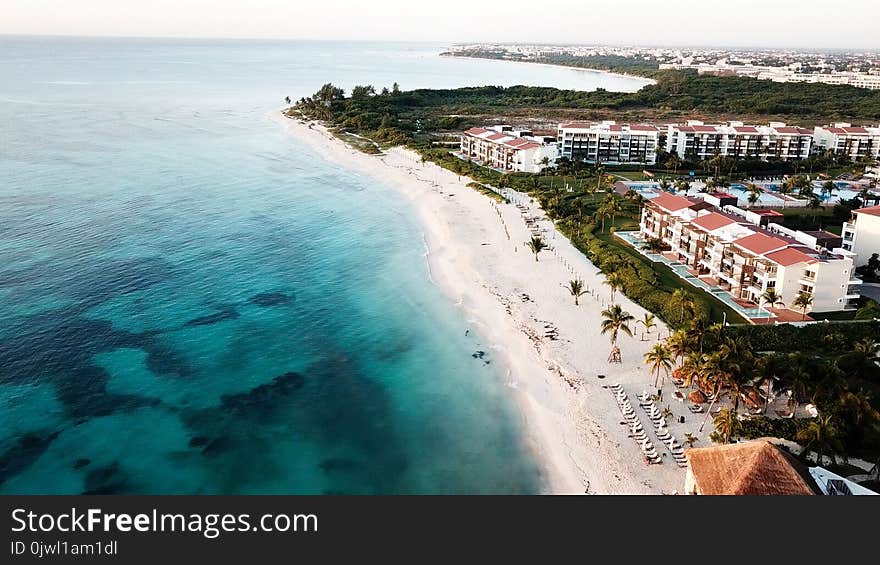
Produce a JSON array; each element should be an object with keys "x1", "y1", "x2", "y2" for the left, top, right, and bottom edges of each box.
[{"x1": 2, "y1": 0, "x2": 879, "y2": 50}]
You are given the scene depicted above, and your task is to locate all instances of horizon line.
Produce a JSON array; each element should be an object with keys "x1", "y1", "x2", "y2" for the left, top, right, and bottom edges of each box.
[{"x1": 0, "y1": 33, "x2": 877, "y2": 53}]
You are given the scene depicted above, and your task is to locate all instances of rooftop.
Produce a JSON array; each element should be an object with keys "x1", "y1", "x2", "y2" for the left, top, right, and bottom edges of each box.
[
  {"x1": 691, "y1": 212, "x2": 737, "y2": 232},
  {"x1": 854, "y1": 205, "x2": 880, "y2": 217},
  {"x1": 685, "y1": 440, "x2": 819, "y2": 495},
  {"x1": 733, "y1": 232, "x2": 789, "y2": 255},
  {"x1": 764, "y1": 247, "x2": 816, "y2": 267},
  {"x1": 649, "y1": 192, "x2": 696, "y2": 213}
]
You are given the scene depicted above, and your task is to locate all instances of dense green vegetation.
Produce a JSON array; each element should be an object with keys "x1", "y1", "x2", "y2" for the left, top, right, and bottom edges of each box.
[
  {"x1": 442, "y1": 50, "x2": 660, "y2": 75},
  {"x1": 441, "y1": 51, "x2": 880, "y2": 124},
  {"x1": 647, "y1": 321, "x2": 880, "y2": 462}
]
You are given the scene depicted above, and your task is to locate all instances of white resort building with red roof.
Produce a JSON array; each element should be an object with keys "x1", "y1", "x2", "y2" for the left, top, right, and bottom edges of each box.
[
  {"x1": 665, "y1": 120, "x2": 813, "y2": 162},
  {"x1": 459, "y1": 126, "x2": 558, "y2": 173},
  {"x1": 556, "y1": 121, "x2": 660, "y2": 165},
  {"x1": 638, "y1": 192, "x2": 861, "y2": 316},
  {"x1": 842, "y1": 205, "x2": 880, "y2": 267},
  {"x1": 812, "y1": 123, "x2": 880, "y2": 161}
]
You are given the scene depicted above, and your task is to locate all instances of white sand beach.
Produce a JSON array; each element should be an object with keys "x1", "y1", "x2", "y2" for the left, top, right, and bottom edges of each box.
[{"x1": 274, "y1": 112, "x2": 712, "y2": 494}]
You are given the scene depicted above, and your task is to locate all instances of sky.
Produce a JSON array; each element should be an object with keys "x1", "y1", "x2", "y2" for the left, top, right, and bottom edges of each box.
[{"x1": 2, "y1": 0, "x2": 878, "y2": 50}]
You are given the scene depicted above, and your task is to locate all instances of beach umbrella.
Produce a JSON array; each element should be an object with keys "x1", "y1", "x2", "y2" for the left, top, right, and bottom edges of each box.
[{"x1": 688, "y1": 390, "x2": 708, "y2": 404}]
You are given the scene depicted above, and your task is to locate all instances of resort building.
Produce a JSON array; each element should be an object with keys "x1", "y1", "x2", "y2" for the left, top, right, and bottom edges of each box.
[
  {"x1": 842, "y1": 205, "x2": 880, "y2": 267},
  {"x1": 638, "y1": 192, "x2": 860, "y2": 314},
  {"x1": 556, "y1": 121, "x2": 660, "y2": 165},
  {"x1": 460, "y1": 126, "x2": 558, "y2": 173},
  {"x1": 809, "y1": 467, "x2": 879, "y2": 495},
  {"x1": 812, "y1": 123, "x2": 880, "y2": 161},
  {"x1": 684, "y1": 440, "x2": 820, "y2": 495},
  {"x1": 665, "y1": 121, "x2": 813, "y2": 162}
]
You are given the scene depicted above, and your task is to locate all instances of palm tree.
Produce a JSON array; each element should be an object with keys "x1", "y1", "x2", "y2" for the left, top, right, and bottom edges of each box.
[
  {"x1": 684, "y1": 433, "x2": 698, "y2": 448},
  {"x1": 669, "y1": 288, "x2": 694, "y2": 324},
  {"x1": 636, "y1": 313, "x2": 657, "y2": 340},
  {"x1": 642, "y1": 237, "x2": 665, "y2": 254},
  {"x1": 712, "y1": 407, "x2": 741, "y2": 444},
  {"x1": 853, "y1": 338, "x2": 880, "y2": 359},
  {"x1": 665, "y1": 329, "x2": 692, "y2": 367},
  {"x1": 793, "y1": 291, "x2": 813, "y2": 320},
  {"x1": 600, "y1": 304, "x2": 634, "y2": 358},
  {"x1": 603, "y1": 193, "x2": 623, "y2": 227},
  {"x1": 746, "y1": 183, "x2": 763, "y2": 208},
  {"x1": 644, "y1": 343, "x2": 674, "y2": 388},
  {"x1": 565, "y1": 279, "x2": 588, "y2": 306},
  {"x1": 603, "y1": 271, "x2": 625, "y2": 303},
  {"x1": 796, "y1": 414, "x2": 844, "y2": 466},
  {"x1": 760, "y1": 288, "x2": 784, "y2": 311},
  {"x1": 526, "y1": 236, "x2": 547, "y2": 262}
]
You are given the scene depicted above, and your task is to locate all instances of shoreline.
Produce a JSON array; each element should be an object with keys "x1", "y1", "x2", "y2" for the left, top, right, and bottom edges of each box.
[
  {"x1": 439, "y1": 53, "x2": 657, "y2": 87},
  {"x1": 272, "y1": 111, "x2": 699, "y2": 494}
]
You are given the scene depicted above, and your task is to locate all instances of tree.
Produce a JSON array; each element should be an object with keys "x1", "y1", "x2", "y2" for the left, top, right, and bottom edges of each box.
[
  {"x1": 684, "y1": 433, "x2": 698, "y2": 448},
  {"x1": 746, "y1": 182, "x2": 763, "y2": 208},
  {"x1": 712, "y1": 407, "x2": 741, "y2": 444},
  {"x1": 526, "y1": 236, "x2": 547, "y2": 262},
  {"x1": 601, "y1": 305, "x2": 634, "y2": 358},
  {"x1": 760, "y1": 288, "x2": 784, "y2": 311},
  {"x1": 665, "y1": 329, "x2": 692, "y2": 366},
  {"x1": 644, "y1": 343, "x2": 673, "y2": 388},
  {"x1": 315, "y1": 83, "x2": 345, "y2": 103},
  {"x1": 565, "y1": 279, "x2": 588, "y2": 306},
  {"x1": 669, "y1": 288, "x2": 695, "y2": 324},
  {"x1": 796, "y1": 414, "x2": 844, "y2": 466},
  {"x1": 603, "y1": 271, "x2": 625, "y2": 304},
  {"x1": 641, "y1": 237, "x2": 665, "y2": 254},
  {"x1": 603, "y1": 193, "x2": 622, "y2": 227},
  {"x1": 284, "y1": 96, "x2": 291, "y2": 105},
  {"x1": 636, "y1": 313, "x2": 657, "y2": 341},
  {"x1": 392, "y1": 82, "x2": 401, "y2": 95},
  {"x1": 853, "y1": 338, "x2": 880, "y2": 361},
  {"x1": 351, "y1": 85, "x2": 376, "y2": 99},
  {"x1": 793, "y1": 291, "x2": 813, "y2": 320}
]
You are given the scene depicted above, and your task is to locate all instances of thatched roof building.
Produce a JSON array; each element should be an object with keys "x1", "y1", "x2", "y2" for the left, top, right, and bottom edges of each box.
[{"x1": 684, "y1": 440, "x2": 820, "y2": 495}]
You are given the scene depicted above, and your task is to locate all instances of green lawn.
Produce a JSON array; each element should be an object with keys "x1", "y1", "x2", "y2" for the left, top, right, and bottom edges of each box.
[{"x1": 593, "y1": 227, "x2": 748, "y2": 326}]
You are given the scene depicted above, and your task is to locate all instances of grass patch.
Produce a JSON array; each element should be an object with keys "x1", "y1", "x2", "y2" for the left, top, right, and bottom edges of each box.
[{"x1": 596, "y1": 229, "x2": 747, "y2": 325}]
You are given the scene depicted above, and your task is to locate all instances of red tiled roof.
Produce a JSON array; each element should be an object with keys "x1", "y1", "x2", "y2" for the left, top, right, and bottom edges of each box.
[
  {"x1": 765, "y1": 247, "x2": 815, "y2": 267},
  {"x1": 609, "y1": 124, "x2": 623, "y2": 132},
  {"x1": 692, "y1": 212, "x2": 737, "y2": 232},
  {"x1": 559, "y1": 121, "x2": 593, "y2": 129},
  {"x1": 516, "y1": 141, "x2": 541, "y2": 150},
  {"x1": 692, "y1": 125, "x2": 720, "y2": 133},
  {"x1": 505, "y1": 138, "x2": 530, "y2": 148},
  {"x1": 843, "y1": 127, "x2": 869, "y2": 134},
  {"x1": 753, "y1": 209, "x2": 784, "y2": 216},
  {"x1": 629, "y1": 124, "x2": 659, "y2": 132},
  {"x1": 650, "y1": 192, "x2": 695, "y2": 213},
  {"x1": 711, "y1": 192, "x2": 737, "y2": 199},
  {"x1": 465, "y1": 127, "x2": 488, "y2": 135},
  {"x1": 733, "y1": 233, "x2": 788, "y2": 255},
  {"x1": 733, "y1": 126, "x2": 758, "y2": 133},
  {"x1": 825, "y1": 127, "x2": 847, "y2": 134},
  {"x1": 855, "y1": 205, "x2": 880, "y2": 217},
  {"x1": 774, "y1": 126, "x2": 811, "y2": 135},
  {"x1": 485, "y1": 133, "x2": 508, "y2": 141}
]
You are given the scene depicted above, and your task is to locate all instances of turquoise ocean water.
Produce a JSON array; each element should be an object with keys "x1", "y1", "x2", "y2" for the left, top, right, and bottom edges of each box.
[{"x1": 0, "y1": 37, "x2": 649, "y2": 494}]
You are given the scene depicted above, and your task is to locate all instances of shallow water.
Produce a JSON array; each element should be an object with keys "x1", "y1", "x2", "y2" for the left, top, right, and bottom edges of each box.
[{"x1": 0, "y1": 37, "x2": 649, "y2": 494}]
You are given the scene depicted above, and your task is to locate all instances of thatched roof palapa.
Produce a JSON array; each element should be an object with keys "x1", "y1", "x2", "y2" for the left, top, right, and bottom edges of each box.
[
  {"x1": 685, "y1": 440, "x2": 820, "y2": 495},
  {"x1": 688, "y1": 390, "x2": 707, "y2": 404}
]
